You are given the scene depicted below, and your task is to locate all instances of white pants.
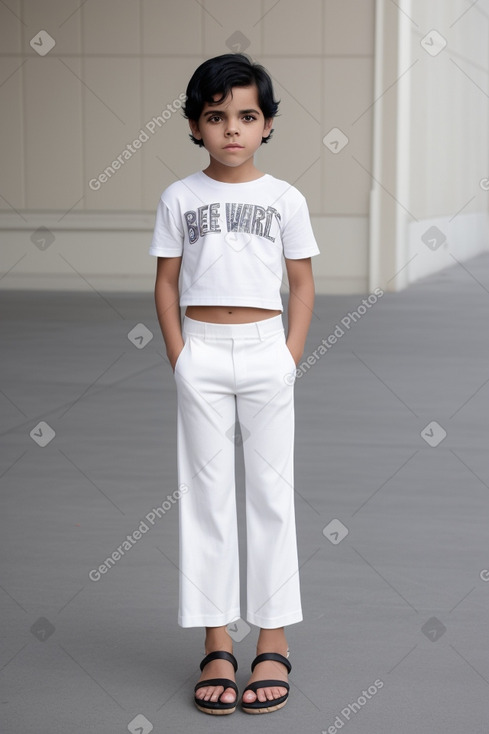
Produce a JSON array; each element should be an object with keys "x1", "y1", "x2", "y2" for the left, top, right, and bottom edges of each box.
[{"x1": 174, "y1": 315, "x2": 303, "y2": 629}]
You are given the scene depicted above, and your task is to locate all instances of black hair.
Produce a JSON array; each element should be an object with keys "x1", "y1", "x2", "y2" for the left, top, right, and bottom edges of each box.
[{"x1": 183, "y1": 53, "x2": 280, "y2": 147}]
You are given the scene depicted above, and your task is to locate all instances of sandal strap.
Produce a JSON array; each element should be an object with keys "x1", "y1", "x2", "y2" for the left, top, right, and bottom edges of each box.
[
  {"x1": 199, "y1": 650, "x2": 238, "y2": 672},
  {"x1": 243, "y1": 679, "x2": 290, "y2": 693},
  {"x1": 251, "y1": 652, "x2": 291, "y2": 674},
  {"x1": 194, "y1": 678, "x2": 238, "y2": 695}
]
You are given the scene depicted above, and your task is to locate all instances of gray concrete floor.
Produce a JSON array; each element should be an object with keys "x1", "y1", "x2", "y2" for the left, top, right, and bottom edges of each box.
[{"x1": 1, "y1": 255, "x2": 489, "y2": 734}]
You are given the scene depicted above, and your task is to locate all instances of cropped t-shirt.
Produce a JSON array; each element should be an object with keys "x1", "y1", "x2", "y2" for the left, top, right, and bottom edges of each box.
[{"x1": 149, "y1": 171, "x2": 320, "y2": 312}]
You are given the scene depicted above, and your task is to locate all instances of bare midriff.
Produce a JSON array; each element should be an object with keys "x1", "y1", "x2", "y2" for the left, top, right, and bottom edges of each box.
[{"x1": 185, "y1": 305, "x2": 282, "y2": 324}]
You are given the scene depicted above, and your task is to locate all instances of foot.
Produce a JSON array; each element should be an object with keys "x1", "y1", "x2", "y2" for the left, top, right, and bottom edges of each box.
[
  {"x1": 242, "y1": 641, "x2": 289, "y2": 706},
  {"x1": 194, "y1": 642, "x2": 237, "y2": 706}
]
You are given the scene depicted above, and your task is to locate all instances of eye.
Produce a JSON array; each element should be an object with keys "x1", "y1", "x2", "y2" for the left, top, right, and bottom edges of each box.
[
  {"x1": 207, "y1": 115, "x2": 222, "y2": 123},
  {"x1": 243, "y1": 115, "x2": 257, "y2": 122}
]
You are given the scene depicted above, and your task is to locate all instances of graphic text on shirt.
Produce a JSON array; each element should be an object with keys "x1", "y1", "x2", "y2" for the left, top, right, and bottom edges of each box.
[{"x1": 184, "y1": 202, "x2": 281, "y2": 244}]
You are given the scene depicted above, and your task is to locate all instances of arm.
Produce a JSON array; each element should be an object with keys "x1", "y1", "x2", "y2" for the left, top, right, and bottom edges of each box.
[
  {"x1": 284, "y1": 257, "x2": 315, "y2": 365},
  {"x1": 154, "y1": 256, "x2": 184, "y2": 371}
]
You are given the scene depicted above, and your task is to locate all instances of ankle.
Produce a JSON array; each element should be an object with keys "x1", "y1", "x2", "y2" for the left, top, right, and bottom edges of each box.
[
  {"x1": 256, "y1": 628, "x2": 288, "y2": 656},
  {"x1": 256, "y1": 645, "x2": 289, "y2": 658},
  {"x1": 204, "y1": 626, "x2": 233, "y2": 655}
]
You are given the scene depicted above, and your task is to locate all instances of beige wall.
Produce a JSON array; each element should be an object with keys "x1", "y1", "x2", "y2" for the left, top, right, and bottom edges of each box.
[
  {"x1": 0, "y1": 0, "x2": 487, "y2": 293},
  {"x1": 0, "y1": 0, "x2": 375, "y2": 292},
  {"x1": 409, "y1": 0, "x2": 489, "y2": 220},
  {"x1": 370, "y1": 0, "x2": 489, "y2": 290},
  {"x1": 405, "y1": 0, "x2": 489, "y2": 283}
]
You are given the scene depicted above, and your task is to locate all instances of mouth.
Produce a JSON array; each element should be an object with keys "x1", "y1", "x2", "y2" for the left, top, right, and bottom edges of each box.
[{"x1": 223, "y1": 144, "x2": 244, "y2": 149}]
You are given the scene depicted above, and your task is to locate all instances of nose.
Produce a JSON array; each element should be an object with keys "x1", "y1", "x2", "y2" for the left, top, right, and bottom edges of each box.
[{"x1": 225, "y1": 119, "x2": 239, "y2": 136}]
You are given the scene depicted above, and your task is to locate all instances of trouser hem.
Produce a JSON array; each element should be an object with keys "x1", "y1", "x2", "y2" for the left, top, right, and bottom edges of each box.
[
  {"x1": 178, "y1": 609, "x2": 241, "y2": 629},
  {"x1": 246, "y1": 610, "x2": 303, "y2": 628}
]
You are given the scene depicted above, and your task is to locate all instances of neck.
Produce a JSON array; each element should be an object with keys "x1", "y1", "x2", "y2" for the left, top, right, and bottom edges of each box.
[{"x1": 203, "y1": 159, "x2": 264, "y2": 183}]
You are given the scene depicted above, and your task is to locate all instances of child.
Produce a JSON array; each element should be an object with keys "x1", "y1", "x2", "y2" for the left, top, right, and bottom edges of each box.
[{"x1": 150, "y1": 53, "x2": 320, "y2": 715}]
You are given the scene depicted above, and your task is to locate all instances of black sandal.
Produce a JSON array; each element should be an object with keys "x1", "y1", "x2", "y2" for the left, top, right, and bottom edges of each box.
[
  {"x1": 241, "y1": 652, "x2": 291, "y2": 714},
  {"x1": 193, "y1": 650, "x2": 238, "y2": 715}
]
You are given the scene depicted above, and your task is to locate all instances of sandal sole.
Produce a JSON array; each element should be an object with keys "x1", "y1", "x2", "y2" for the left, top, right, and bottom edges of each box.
[
  {"x1": 195, "y1": 702, "x2": 237, "y2": 715},
  {"x1": 242, "y1": 699, "x2": 288, "y2": 714}
]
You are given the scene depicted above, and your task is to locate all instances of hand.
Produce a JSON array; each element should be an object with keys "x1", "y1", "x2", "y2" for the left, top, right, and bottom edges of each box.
[
  {"x1": 168, "y1": 341, "x2": 185, "y2": 372},
  {"x1": 285, "y1": 341, "x2": 302, "y2": 366}
]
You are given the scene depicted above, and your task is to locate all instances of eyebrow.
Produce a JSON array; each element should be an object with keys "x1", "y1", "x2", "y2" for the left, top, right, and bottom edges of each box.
[{"x1": 203, "y1": 108, "x2": 261, "y2": 117}]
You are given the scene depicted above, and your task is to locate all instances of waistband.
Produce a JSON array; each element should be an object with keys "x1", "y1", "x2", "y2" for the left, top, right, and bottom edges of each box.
[{"x1": 182, "y1": 314, "x2": 284, "y2": 340}]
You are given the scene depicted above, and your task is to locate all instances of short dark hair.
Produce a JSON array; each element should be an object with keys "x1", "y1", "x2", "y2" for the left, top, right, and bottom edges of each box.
[{"x1": 183, "y1": 53, "x2": 280, "y2": 147}]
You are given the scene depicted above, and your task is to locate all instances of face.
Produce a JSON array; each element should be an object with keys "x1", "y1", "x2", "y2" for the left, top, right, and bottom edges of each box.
[{"x1": 189, "y1": 85, "x2": 273, "y2": 171}]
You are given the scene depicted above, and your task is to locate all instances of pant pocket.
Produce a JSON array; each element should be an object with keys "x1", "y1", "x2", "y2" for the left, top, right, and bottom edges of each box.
[
  {"x1": 173, "y1": 336, "x2": 190, "y2": 375},
  {"x1": 283, "y1": 341, "x2": 297, "y2": 371},
  {"x1": 272, "y1": 333, "x2": 297, "y2": 381}
]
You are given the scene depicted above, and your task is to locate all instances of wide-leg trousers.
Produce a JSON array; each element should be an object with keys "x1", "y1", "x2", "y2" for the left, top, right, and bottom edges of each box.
[{"x1": 173, "y1": 314, "x2": 303, "y2": 629}]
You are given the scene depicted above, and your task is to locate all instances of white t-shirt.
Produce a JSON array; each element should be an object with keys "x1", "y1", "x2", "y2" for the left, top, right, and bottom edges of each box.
[{"x1": 149, "y1": 171, "x2": 320, "y2": 312}]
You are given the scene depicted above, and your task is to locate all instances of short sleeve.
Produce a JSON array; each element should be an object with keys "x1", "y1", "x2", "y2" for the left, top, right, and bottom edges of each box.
[
  {"x1": 281, "y1": 196, "x2": 320, "y2": 259},
  {"x1": 148, "y1": 197, "x2": 184, "y2": 257}
]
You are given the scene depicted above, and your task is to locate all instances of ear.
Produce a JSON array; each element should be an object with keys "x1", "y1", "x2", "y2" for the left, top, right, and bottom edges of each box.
[
  {"x1": 189, "y1": 119, "x2": 202, "y2": 141},
  {"x1": 262, "y1": 117, "x2": 274, "y2": 139}
]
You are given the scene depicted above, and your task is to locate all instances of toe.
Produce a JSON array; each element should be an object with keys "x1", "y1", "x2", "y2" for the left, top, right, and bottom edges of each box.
[
  {"x1": 220, "y1": 687, "x2": 236, "y2": 703},
  {"x1": 242, "y1": 689, "x2": 257, "y2": 703},
  {"x1": 197, "y1": 685, "x2": 236, "y2": 704},
  {"x1": 197, "y1": 685, "x2": 223, "y2": 702},
  {"x1": 256, "y1": 686, "x2": 287, "y2": 702},
  {"x1": 209, "y1": 686, "x2": 224, "y2": 702},
  {"x1": 197, "y1": 686, "x2": 209, "y2": 700}
]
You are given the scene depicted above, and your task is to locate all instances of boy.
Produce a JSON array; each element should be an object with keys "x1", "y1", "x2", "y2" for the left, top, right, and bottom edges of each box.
[{"x1": 150, "y1": 53, "x2": 319, "y2": 715}]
